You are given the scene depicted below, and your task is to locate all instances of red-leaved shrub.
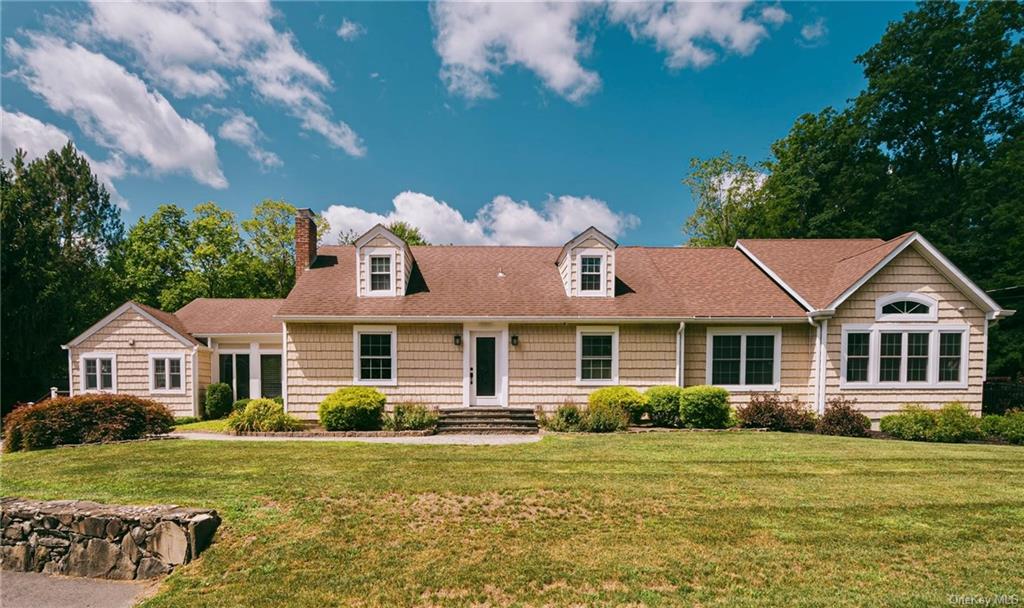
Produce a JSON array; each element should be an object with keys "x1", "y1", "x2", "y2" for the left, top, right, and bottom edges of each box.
[
  {"x1": 3, "y1": 394, "x2": 174, "y2": 452},
  {"x1": 737, "y1": 393, "x2": 817, "y2": 432},
  {"x1": 816, "y1": 396, "x2": 871, "y2": 437}
]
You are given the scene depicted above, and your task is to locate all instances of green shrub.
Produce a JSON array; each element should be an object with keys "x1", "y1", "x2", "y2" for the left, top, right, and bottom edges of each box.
[
  {"x1": 227, "y1": 398, "x2": 302, "y2": 433},
  {"x1": 933, "y1": 402, "x2": 983, "y2": 442},
  {"x1": 679, "y1": 386, "x2": 731, "y2": 429},
  {"x1": 588, "y1": 386, "x2": 646, "y2": 424},
  {"x1": 384, "y1": 403, "x2": 438, "y2": 431},
  {"x1": 542, "y1": 401, "x2": 585, "y2": 432},
  {"x1": 204, "y1": 383, "x2": 234, "y2": 419},
  {"x1": 645, "y1": 386, "x2": 684, "y2": 427},
  {"x1": 881, "y1": 403, "x2": 982, "y2": 443},
  {"x1": 816, "y1": 396, "x2": 871, "y2": 437},
  {"x1": 583, "y1": 400, "x2": 629, "y2": 433},
  {"x1": 982, "y1": 410, "x2": 1024, "y2": 444},
  {"x1": 319, "y1": 387, "x2": 386, "y2": 431},
  {"x1": 231, "y1": 396, "x2": 283, "y2": 414},
  {"x1": 3, "y1": 394, "x2": 174, "y2": 452},
  {"x1": 737, "y1": 393, "x2": 816, "y2": 432}
]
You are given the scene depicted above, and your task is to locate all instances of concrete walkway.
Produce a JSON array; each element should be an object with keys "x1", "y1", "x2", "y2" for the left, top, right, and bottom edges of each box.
[
  {"x1": 171, "y1": 431, "x2": 542, "y2": 446},
  {"x1": 0, "y1": 571, "x2": 157, "y2": 608}
]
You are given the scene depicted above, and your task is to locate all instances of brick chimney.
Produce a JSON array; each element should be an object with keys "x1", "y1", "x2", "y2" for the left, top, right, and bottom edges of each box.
[{"x1": 295, "y1": 208, "x2": 317, "y2": 278}]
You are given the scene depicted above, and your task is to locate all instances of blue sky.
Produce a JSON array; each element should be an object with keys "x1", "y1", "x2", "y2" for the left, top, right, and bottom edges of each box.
[{"x1": 1, "y1": 1, "x2": 912, "y2": 246}]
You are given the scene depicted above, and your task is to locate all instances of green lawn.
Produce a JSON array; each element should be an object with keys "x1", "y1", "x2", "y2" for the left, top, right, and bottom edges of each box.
[{"x1": 2, "y1": 433, "x2": 1022, "y2": 607}]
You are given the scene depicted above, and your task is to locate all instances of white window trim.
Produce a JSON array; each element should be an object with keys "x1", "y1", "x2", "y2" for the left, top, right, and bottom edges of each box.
[
  {"x1": 148, "y1": 353, "x2": 187, "y2": 395},
  {"x1": 875, "y1": 292, "x2": 938, "y2": 322},
  {"x1": 705, "y1": 327, "x2": 782, "y2": 392},
  {"x1": 840, "y1": 323, "x2": 969, "y2": 389},
  {"x1": 353, "y1": 325, "x2": 398, "y2": 386},
  {"x1": 575, "y1": 325, "x2": 619, "y2": 385},
  {"x1": 363, "y1": 248, "x2": 396, "y2": 297},
  {"x1": 575, "y1": 249, "x2": 608, "y2": 297},
  {"x1": 79, "y1": 352, "x2": 117, "y2": 393}
]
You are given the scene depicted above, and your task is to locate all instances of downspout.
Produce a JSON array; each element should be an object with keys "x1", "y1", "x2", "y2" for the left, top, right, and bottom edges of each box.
[
  {"x1": 807, "y1": 311, "x2": 833, "y2": 415},
  {"x1": 191, "y1": 345, "x2": 198, "y2": 417},
  {"x1": 676, "y1": 322, "x2": 685, "y2": 387},
  {"x1": 281, "y1": 322, "x2": 289, "y2": 413}
]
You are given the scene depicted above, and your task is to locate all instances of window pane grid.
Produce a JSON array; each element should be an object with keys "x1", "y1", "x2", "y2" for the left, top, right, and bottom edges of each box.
[
  {"x1": 882, "y1": 300, "x2": 930, "y2": 315},
  {"x1": 711, "y1": 335, "x2": 742, "y2": 385},
  {"x1": 152, "y1": 357, "x2": 182, "y2": 391},
  {"x1": 939, "y1": 332, "x2": 962, "y2": 382},
  {"x1": 879, "y1": 332, "x2": 902, "y2": 382},
  {"x1": 369, "y1": 256, "x2": 391, "y2": 291},
  {"x1": 580, "y1": 334, "x2": 612, "y2": 380},
  {"x1": 744, "y1": 335, "x2": 775, "y2": 385},
  {"x1": 906, "y1": 333, "x2": 929, "y2": 382},
  {"x1": 845, "y1": 332, "x2": 870, "y2": 382},
  {"x1": 580, "y1": 256, "x2": 602, "y2": 291},
  {"x1": 360, "y1": 334, "x2": 393, "y2": 380}
]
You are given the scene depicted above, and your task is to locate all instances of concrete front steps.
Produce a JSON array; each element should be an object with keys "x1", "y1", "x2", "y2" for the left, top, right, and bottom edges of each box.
[{"x1": 436, "y1": 407, "x2": 539, "y2": 434}]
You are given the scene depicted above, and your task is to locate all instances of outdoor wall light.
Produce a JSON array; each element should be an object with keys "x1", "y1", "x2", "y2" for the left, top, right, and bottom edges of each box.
[
  {"x1": 511, "y1": 335, "x2": 519, "y2": 346},
  {"x1": 453, "y1": 335, "x2": 462, "y2": 346}
]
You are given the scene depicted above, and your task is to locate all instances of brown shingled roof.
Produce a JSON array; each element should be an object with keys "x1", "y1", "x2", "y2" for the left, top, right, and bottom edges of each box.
[
  {"x1": 176, "y1": 298, "x2": 284, "y2": 335},
  {"x1": 276, "y1": 245, "x2": 807, "y2": 319},
  {"x1": 133, "y1": 301, "x2": 203, "y2": 346},
  {"x1": 737, "y1": 233, "x2": 915, "y2": 310}
]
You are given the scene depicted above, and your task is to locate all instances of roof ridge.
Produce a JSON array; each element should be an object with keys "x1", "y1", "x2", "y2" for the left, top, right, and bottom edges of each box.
[{"x1": 833, "y1": 232, "x2": 914, "y2": 264}]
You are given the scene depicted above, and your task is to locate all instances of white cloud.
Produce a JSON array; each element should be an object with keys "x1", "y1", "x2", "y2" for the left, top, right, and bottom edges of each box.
[
  {"x1": 430, "y1": 2, "x2": 601, "y2": 102},
  {"x1": 5, "y1": 35, "x2": 226, "y2": 189},
  {"x1": 82, "y1": 0, "x2": 365, "y2": 157},
  {"x1": 336, "y1": 19, "x2": 365, "y2": 41},
  {"x1": 607, "y1": 1, "x2": 784, "y2": 70},
  {"x1": 216, "y1": 110, "x2": 282, "y2": 171},
  {"x1": 321, "y1": 191, "x2": 639, "y2": 245},
  {"x1": 760, "y1": 5, "x2": 791, "y2": 27},
  {"x1": 799, "y1": 18, "x2": 828, "y2": 47},
  {"x1": 1, "y1": 108, "x2": 129, "y2": 208}
]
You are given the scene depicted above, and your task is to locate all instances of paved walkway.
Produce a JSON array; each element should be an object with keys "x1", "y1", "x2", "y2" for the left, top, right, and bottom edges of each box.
[
  {"x1": 172, "y1": 431, "x2": 542, "y2": 445},
  {"x1": 0, "y1": 571, "x2": 157, "y2": 608}
]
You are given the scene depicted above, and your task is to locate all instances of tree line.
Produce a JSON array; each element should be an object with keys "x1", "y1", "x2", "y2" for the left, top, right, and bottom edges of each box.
[
  {"x1": 0, "y1": 144, "x2": 428, "y2": 410},
  {"x1": 682, "y1": 1, "x2": 1023, "y2": 379}
]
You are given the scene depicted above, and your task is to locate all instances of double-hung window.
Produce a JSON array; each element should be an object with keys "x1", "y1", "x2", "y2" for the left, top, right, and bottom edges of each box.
[
  {"x1": 841, "y1": 325, "x2": 968, "y2": 388},
  {"x1": 353, "y1": 326, "x2": 397, "y2": 386},
  {"x1": 81, "y1": 353, "x2": 115, "y2": 391},
  {"x1": 706, "y1": 329, "x2": 781, "y2": 390},
  {"x1": 150, "y1": 354, "x2": 184, "y2": 393},
  {"x1": 580, "y1": 256, "x2": 603, "y2": 292},
  {"x1": 576, "y1": 327, "x2": 618, "y2": 384},
  {"x1": 369, "y1": 256, "x2": 391, "y2": 292}
]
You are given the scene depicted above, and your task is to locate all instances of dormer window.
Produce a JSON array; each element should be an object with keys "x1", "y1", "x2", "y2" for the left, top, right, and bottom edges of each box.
[
  {"x1": 580, "y1": 256, "x2": 603, "y2": 292},
  {"x1": 370, "y1": 255, "x2": 391, "y2": 292}
]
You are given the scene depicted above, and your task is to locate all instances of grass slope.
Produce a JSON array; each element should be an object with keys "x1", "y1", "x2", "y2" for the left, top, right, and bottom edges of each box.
[
  {"x1": 2, "y1": 433, "x2": 1022, "y2": 607},
  {"x1": 173, "y1": 418, "x2": 230, "y2": 433}
]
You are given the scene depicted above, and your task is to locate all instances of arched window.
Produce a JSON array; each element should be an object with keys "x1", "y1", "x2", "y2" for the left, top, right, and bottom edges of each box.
[{"x1": 875, "y1": 293, "x2": 938, "y2": 322}]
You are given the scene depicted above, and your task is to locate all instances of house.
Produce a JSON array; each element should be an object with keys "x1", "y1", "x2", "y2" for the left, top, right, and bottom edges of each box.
[{"x1": 64, "y1": 209, "x2": 1013, "y2": 425}]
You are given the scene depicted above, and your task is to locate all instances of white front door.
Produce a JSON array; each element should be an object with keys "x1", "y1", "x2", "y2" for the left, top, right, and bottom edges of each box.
[{"x1": 469, "y1": 331, "x2": 501, "y2": 406}]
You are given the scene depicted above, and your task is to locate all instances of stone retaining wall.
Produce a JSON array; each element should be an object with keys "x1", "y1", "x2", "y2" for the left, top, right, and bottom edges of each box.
[{"x1": 0, "y1": 497, "x2": 220, "y2": 579}]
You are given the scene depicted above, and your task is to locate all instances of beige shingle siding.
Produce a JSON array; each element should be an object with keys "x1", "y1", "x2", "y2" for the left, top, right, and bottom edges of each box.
[
  {"x1": 284, "y1": 322, "x2": 462, "y2": 417},
  {"x1": 825, "y1": 247, "x2": 986, "y2": 419},
  {"x1": 684, "y1": 324, "x2": 816, "y2": 406},
  {"x1": 507, "y1": 323, "x2": 677, "y2": 409},
  {"x1": 69, "y1": 310, "x2": 195, "y2": 416},
  {"x1": 357, "y1": 236, "x2": 407, "y2": 295},
  {"x1": 197, "y1": 348, "x2": 212, "y2": 407}
]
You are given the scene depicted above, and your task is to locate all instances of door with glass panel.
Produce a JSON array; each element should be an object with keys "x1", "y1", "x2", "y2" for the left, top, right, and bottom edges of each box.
[{"x1": 469, "y1": 332, "x2": 500, "y2": 406}]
